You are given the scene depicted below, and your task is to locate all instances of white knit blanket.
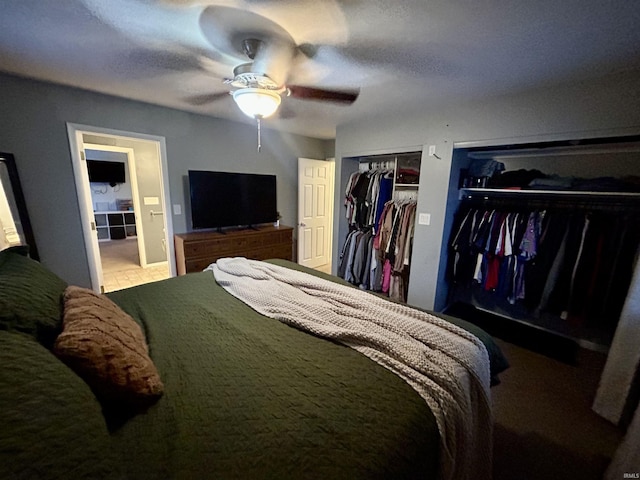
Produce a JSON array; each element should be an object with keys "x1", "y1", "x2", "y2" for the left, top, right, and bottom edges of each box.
[{"x1": 209, "y1": 258, "x2": 492, "y2": 480}]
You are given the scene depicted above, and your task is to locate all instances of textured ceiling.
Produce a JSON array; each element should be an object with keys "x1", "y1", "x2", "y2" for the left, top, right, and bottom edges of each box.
[{"x1": 1, "y1": 0, "x2": 640, "y2": 139}]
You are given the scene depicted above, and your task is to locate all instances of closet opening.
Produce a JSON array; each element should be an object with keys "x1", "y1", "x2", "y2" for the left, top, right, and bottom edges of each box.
[
  {"x1": 440, "y1": 134, "x2": 640, "y2": 355},
  {"x1": 338, "y1": 151, "x2": 421, "y2": 303}
]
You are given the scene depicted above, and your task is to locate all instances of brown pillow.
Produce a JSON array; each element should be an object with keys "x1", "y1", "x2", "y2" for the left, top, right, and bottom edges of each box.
[{"x1": 53, "y1": 286, "x2": 163, "y2": 407}]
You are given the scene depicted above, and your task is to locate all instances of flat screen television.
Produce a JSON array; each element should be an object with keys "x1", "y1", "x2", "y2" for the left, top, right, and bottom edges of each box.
[
  {"x1": 188, "y1": 170, "x2": 277, "y2": 230},
  {"x1": 87, "y1": 160, "x2": 126, "y2": 186}
]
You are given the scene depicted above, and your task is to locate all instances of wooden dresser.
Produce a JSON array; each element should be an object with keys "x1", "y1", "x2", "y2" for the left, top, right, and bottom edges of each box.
[{"x1": 174, "y1": 225, "x2": 294, "y2": 275}]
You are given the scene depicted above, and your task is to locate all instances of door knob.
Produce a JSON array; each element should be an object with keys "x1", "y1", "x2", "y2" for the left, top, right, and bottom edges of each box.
[{"x1": 299, "y1": 222, "x2": 307, "y2": 227}]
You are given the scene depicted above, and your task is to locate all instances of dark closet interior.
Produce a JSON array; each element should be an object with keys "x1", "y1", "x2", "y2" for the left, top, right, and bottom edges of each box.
[{"x1": 441, "y1": 135, "x2": 640, "y2": 355}]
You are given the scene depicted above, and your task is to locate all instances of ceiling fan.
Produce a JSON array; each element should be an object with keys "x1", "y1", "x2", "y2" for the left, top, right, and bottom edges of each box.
[
  {"x1": 188, "y1": 36, "x2": 360, "y2": 150},
  {"x1": 190, "y1": 38, "x2": 359, "y2": 115}
]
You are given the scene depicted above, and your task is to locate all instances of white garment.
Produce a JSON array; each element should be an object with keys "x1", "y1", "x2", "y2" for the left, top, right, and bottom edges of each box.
[{"x1": 209, "y1": 258, "x2": 493, "y2": 480}]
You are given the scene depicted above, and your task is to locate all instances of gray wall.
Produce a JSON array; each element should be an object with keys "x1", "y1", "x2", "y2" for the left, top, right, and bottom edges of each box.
[
  {"x1": 322, "y1": 139, "x2": 336, "y2": 158},
  {"x1": 333, "y1": 70, "x2": 640, "y2": 311},
  {"x1": 0, "y1": 73, "x2": 328, "y2": 286},
  {"x1": 85, "y1": 149, "x2": 133, "y2": 210}
]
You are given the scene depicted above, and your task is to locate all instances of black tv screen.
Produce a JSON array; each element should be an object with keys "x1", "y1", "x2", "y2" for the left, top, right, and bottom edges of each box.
[
  {"x1": 87, "y1": 160, "x2": 126, "y2": 185},
  {"x1": 189, "y1": 170, "x2": 277, "y2": 229}
]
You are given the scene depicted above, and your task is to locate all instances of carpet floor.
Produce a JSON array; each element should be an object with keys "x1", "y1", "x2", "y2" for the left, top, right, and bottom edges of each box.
[{"x1": 492, "y1": 338, "x2": 623, "y2": 479}]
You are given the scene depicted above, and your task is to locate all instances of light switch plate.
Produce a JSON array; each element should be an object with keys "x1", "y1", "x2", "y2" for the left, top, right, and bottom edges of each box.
[
  {"x1": 173, "y1": 204, "x2": 182, "y2": 215},
  {"x1": 418, "y1": 213, "x2": 431, "y2": 225}
]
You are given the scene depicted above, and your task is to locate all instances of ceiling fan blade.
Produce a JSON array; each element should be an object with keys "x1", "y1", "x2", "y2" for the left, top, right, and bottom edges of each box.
[
  {"x1": 276, "y1": 104, "x2": 296, "y2": 119},
  {"x1": 199, "y1": 6, "x2": 294, "y2": 60},
  {"x1": 125, "y1": 48, "x2": 204, "y2": 72},
  {"x1": 183, "y1": 92, "x2": 230, "y2": 106},
  {"x1": 287, "y1": 85, "x2": 359, "y2": 104},
  {"x1": 251, "y1": 38, "x2": 295, "y2": 87},
  {"x1": 112, "y1": 47, "x2": 234, "y2": 82}
]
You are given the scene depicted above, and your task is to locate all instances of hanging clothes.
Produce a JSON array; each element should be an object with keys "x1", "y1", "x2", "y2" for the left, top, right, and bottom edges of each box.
[
  {"x1": 340, "y1": 193, "x2": 417, "y2": 303},
  {"x1": 344, "y1": 169, "x2": 394, "y2": 230},
  {"x1": 447, "y1": 203, "x2": 640, "y2": 330}
]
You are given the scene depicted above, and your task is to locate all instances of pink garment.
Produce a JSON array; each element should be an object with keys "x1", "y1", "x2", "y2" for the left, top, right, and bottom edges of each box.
[{"x1": 381, "y1": 259, "x2": 392, "y2": 293}]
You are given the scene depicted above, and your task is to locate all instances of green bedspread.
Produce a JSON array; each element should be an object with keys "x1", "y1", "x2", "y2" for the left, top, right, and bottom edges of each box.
[
  {"x1": 108, "y1": 270, "x2": 436, "y2": 478},
  {"x1": 0, "y1": 247, "x2": 506, "y2": 480},
  {"x1": 105, "y1": 260, "x2": 506, "y2": 480}
]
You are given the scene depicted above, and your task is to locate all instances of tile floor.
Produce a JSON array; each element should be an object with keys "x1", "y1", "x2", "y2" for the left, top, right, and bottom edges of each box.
[{"x1": 99, "y1": 238, "x2": 170, "y2": 292}]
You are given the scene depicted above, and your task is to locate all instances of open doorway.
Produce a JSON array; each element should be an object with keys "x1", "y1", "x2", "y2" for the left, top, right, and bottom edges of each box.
[
  {"x1": 67, "y1": 124, "x2": 175, "y2": 293},
  {"x1": 85, "y1": 144, "x2": 169, "y2": 291}
]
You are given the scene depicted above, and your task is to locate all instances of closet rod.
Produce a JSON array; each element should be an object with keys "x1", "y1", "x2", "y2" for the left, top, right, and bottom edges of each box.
[
  {"x1": 461, "y1": 196, "x2": 640, "y2": 213},
  {"x1": 358, "y1": 159, "x2": 395, "y2": 171},
  {"x1": 459, "y1": 187, "x2": 640, "y2": 199}
]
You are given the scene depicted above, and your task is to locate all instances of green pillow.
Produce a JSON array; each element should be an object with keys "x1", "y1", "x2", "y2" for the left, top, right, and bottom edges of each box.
[
  {"x1": 0, "y1": 330, "x2": 121, "y2": 479},
  {"x1": 0, "y1": 246, "x2": 67, "y2": 348}
]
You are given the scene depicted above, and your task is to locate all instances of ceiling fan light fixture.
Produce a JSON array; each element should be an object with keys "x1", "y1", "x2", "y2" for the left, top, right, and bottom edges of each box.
[{"x1": 232, "y1": 88, "x2": 281, "y2": 119}]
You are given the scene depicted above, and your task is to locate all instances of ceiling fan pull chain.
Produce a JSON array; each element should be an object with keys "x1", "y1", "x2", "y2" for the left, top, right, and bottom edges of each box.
[{"x1": 257, "y1": 116, "x2": 262, "y2": 152}]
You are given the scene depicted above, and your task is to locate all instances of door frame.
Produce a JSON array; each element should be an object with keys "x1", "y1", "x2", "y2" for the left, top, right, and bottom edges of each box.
[
  {"x1": 82, "y1": 143, "x2": 148, "y2": 267},
  {"x1": 66, "y1": 123, "x2": 175, "y2": 292}
]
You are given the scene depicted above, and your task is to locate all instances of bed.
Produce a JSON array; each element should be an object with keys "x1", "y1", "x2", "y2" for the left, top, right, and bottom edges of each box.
[{"x1": 0, "y1": 246, "x2": 508, "y2": 480}]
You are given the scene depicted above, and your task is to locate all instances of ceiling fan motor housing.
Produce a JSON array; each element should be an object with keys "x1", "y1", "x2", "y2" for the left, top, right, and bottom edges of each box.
[{"x1": 229, "y1": 63, "x2": 281, "y2": 90}]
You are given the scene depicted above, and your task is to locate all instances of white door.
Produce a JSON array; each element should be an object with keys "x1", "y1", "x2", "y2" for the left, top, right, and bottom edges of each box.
[
  {"x1": 68, "y1": 131, "x2": 106, "y2": 291},
  {"x1": 297, "y1": 158, "x2": 334, "y2": 269}
]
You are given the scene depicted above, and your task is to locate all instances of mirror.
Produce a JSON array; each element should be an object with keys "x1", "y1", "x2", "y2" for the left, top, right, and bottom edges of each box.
[{"x1": 0, "y1": 152, "x2": 39, "y2": 260}]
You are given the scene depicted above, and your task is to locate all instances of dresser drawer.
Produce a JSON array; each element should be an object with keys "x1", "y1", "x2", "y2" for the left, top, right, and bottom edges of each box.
[
  {"x1": 185, "y1": 256, "x2": 220, "y2": 273},
  {"x1": 175, "y1": 226, "x2": 294, "y2": 276}
]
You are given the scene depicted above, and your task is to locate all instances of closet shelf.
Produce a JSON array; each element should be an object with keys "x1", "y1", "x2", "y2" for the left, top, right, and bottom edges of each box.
[
  {"x1": 466, "y1": 137, "x2": 640, "y2": 160},
  {"x1": 395, "y1": 183, "x2": 419, "y2": 188},
  {"x1": 459, "y1": 187, "x2": 640, "y2": 201}
]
